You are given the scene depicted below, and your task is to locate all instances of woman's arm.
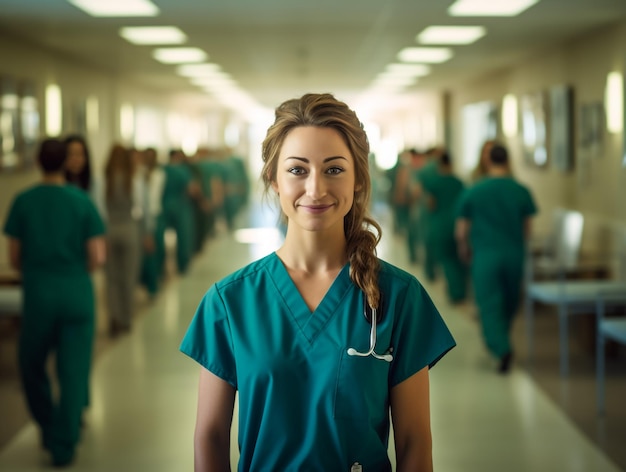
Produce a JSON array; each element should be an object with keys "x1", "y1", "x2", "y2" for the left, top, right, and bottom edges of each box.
[
  {"x1": 455, "y1": 218, "x2": 471, "y2": 263},
  {"x1": 86, "y1": 236, "x2": 106, "y2": 271},
  {"x1": 195, "y1": 367, "x2": 236, "y2": 472},
  {"x1": 390, "y1": 367, "x2": 433, "y2": 472},
  {"x1": 8, "y1": 238, "x2": 21, "y2": 271}
]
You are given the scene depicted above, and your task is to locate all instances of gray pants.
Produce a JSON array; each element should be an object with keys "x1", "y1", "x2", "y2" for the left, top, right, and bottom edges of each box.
[{"x1": 105, "y1": 222, "x2": 140, "y2": 329}]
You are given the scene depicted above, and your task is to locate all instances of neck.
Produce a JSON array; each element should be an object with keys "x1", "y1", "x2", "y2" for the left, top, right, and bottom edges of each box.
[
  {"x1": 278, "y1": 226, "x2": 347, "y2": 274},
  {"x1": 488, "y1": 166, "x2": 508, "y2": 176},
  {"x1": 42, "y1": 173, "x2": 65, "y2": 185}
]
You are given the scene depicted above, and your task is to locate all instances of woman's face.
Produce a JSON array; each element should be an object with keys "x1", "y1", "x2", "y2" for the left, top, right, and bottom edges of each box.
[
  {"x1": 66, "y1": 141, "x2": 86, "y2": 174},
  {"x1": 271, "y1": 126, "x2": 356, "y2": 235}
]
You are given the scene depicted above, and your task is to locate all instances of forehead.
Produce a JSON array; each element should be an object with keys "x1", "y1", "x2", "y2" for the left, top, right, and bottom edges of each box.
[{"x1": 279, "y1": 126, "x2": 352, "y2": 161}]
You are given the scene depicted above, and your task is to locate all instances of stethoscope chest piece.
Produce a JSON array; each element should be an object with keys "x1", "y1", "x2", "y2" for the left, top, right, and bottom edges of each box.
[{"x1": 347, "y1": 292, "x2": 393, "y2": 362}]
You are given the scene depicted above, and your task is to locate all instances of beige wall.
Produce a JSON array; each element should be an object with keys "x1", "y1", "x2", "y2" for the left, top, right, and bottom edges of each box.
[
  {"x1": 448, "y1": 20, "x2": 626, "y2": 253},
  {"x1": 0, "y1": 33, "x2": 234, "y2": 270}
]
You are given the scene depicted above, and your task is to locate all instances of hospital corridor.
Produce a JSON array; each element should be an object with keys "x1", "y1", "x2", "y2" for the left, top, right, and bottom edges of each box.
[{"x1": 0, "y1": 196, "x2": 624, "y2": 472}]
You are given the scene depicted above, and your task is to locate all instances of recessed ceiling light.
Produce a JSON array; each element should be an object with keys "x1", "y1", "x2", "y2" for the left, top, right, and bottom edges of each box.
[
  {"x1": 397, "y1": 47, "x2": 453, "y2": 64},
  {"x1": 448, "y1": 0, "x2": 540, "y2": 17},
  {"x1": 120, "y1": 26, "x2": 187, "y2": 45},
  {"x1": 417, "y1": 26, "x2": 486, "y2": 45},
  {"x1": 177, "y1": 63, "x2": 223, "y2": 77},
  {"x1": 153, "y1": 48, "x2": 207, "y2": 64},
  {"x1": 68, "y1": 0, "x2": 159, "y2": 17},
  {"x1": 385, "y1": 63, "x2": 432, "y2": 77},
  {"x1": 373, "y1": 75, "x2": 417, "y2": 87}
]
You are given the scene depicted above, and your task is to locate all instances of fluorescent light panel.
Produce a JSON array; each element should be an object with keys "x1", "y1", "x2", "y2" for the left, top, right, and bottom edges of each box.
[
  {"x1": 448, "y1": 0, "x2": 540, "y2": 17},
  {"x1": 153, "y1": 48, "x2": 207, "y2": 64},
  {"x1": 385, "y1": 63, "x2": 431, "y2": 77},
  {"x1": 68, "y1": 0, "x2": 159, "y2": 17},
  {"x1": 417, "y1": 26, "x2": 486, "y2": 45},
  {"x1": 120, "y1": 26, "x2": 186, "y2": 45},
  {"x1": 397, "y1": 47, "x2": 453, "y2": 64},
  {"x1": 177, "y1": 63, "x2": 223, "y2": 77}
]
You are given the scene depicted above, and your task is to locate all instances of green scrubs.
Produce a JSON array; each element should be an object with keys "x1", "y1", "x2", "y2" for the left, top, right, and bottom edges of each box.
[
  {"x1": 158, "y1": 164, "x2": 195, "y2": 275},
  {"x1": 180, "y1": 253, "x2": 455, "y2": 470},
  {"x1": 221, "y1": 155, "x2": 250, "y2": 230},
  {"x1": 457, "y1": 177, "x2": 537, "y2": 358},
  {"x1": 197, "y1": 160, "x2": 224, "y2": 240},
  {"x1": 3, "y1": 184, "x2": 105, "y2": 464},
  {"x1": 421, "y1": 171, "x2": 467, "y2": 302},
  {"x1": 416, "y1": 160, "x2": 439, "y2": 281}
]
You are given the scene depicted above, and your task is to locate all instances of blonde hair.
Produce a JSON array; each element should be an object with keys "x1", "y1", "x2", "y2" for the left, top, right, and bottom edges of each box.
[{"x1": 261, "y1": 93, "x2": 382, "y2": 309}]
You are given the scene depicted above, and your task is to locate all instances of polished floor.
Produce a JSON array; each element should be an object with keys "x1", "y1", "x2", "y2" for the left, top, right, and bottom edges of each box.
[{"x1": 0, "y1": 200, "x2": 624, "y2": 471}]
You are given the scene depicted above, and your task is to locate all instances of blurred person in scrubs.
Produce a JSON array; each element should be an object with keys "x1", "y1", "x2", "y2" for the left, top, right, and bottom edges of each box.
[
  {"x1": 180, "y1": 93, "x2": 455, "y2": 471},
  {"x1": 421, "y1": 151, "x2": 467, "y2": 303},
  {"x1": 138, "y1": 147, "x2": 165, "y2": 297},
  {"x1": 456, "y1": 143, "x2": 537, "y2": 373},
  {"x1": 103, "y1": 146, "x2": 148, "y2": 336},
  {"x1": 3, "y1": 138, "x2": 106, "y2": 467}
]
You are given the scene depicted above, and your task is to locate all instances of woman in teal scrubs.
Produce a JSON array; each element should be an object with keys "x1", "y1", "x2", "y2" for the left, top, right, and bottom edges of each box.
[
  {"x1": 180, "y1": 93, "x2": 455, "y2": 470},
  {"x1": 3, "y1": 139, "x2": 106, "y2": 467},
  {"x1": 456, "y1": 143, "x2": 537, "y2": 373}
]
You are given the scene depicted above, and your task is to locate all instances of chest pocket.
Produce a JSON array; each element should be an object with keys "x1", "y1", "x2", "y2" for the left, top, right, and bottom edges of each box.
[{"x1": 334, "y1": 349, "x2": 391, "y2": 422}]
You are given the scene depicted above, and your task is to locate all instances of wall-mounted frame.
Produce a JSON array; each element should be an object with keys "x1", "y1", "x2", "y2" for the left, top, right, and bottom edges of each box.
[
  {"x1": 549, "y1": 85, "x2": 574, "y2": 173},
  {"x1": 520, "y1": 91, "x2": 548, "y2": 168},
  {"x1": 579, "y1": 102, "x2": 604, "y2": 160},
  {"x1": 0, "y1": 77, "x2": 20, "y2": 170}
]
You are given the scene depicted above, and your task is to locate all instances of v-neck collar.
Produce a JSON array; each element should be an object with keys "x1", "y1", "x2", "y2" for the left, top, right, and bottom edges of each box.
[{"x1": 268, "y1": 252, "x2": 352, "y2": 344}]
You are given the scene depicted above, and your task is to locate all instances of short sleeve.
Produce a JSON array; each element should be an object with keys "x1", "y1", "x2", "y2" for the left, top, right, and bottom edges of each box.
[
  {"x1": 522, "y1": 187, "x2": 538, "y2": 218},
  {"x1": 389, "y1": 278, "x2": 456, "y2": 387},
  {"x1": 179, "y1": 284, "x2": 237, "y2": 388},
  {"x1": 3, "y1": 195, "x2": 22, "y2": 239},
  {"x1": 456, "y1": 188, "x2": 472, "y2": 219}
]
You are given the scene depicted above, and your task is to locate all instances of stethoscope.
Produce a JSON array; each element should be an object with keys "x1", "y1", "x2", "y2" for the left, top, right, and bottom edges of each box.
[{"x1": 347, "y1": 293, "x2": 394, "y2": 362}]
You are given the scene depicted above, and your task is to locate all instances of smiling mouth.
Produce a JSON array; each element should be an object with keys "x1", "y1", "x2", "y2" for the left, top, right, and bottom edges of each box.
[{"x1": 300, "y1": 204, "x2": 333, "y2": 212}]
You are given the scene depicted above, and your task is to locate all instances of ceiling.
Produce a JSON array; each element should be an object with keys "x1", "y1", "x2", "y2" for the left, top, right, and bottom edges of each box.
[{"x1": 1, "y1": 0, "x2": 626, "y2": 111}]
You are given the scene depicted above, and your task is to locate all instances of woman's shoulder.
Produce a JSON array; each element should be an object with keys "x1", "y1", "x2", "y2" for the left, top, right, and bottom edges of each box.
[{"x1": 377, "y1": 259, "x2": 420, "y2": 288}]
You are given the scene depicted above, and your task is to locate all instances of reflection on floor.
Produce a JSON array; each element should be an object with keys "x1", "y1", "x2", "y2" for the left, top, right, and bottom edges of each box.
[{"x1": 0, "y1": 202, "x2": 624, "y2": 471}]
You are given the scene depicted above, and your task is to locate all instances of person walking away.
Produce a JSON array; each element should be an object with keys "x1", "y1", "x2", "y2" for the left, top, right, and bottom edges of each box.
[
  {"x1": 456, "y1": 143, "x2": 537, "y2": 373},
  {"x1": 3, "y1": 138, "x2": 106, "y2": 466}
]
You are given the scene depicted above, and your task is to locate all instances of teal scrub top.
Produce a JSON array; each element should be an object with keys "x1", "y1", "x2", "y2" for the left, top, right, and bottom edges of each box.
[
  {"x1": 3, "y1": 184, "x2": 105, "y2": 280},
  {"x1": 180, "y1": 252, "x2": 455, "y2": 470},
  {"x1": 162, "y1": 164, "x2": 192, "y2": 213},
  {"x1": 457, "y1": 176, "x2": 537, "y2": 253},
  {"x1": 422, "y1": 172, "x2": 465, "y2": 238}
]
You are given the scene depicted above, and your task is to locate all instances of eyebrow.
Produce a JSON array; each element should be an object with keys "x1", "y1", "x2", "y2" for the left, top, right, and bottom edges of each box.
[{"x1": 285, "y1": 156, "x2": 347, "y2": 163}]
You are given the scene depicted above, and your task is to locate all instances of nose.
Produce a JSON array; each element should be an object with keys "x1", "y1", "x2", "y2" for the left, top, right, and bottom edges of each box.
[{"x1": 305, "y1": 171, "x2": 327, "y2": 200}]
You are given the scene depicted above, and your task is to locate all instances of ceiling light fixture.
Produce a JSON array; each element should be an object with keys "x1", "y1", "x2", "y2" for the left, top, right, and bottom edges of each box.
[
  {"x1": 448, "y1": 0, "x2": 540, "y2": 17},
  {"x1": 152, "y1": 48, "x2": 207, "y2": 64},
  {"x1": 397, "y1": 47, "x2": 453, "y2": 64},
  {"x1": 385, "y1": 63, "x2": 432, "y2": 77},
  {"x1": 417, "y1": 26, "x2": 486, "y2": 45},
  {"x1": 120, "y1": 26, "x2": 186, "y2": 45},
  {"x1": 68, "y1": 0, "x2": 159, "y2": 17},
  {"x1": 177, "y1": 63, "x2": 223, "y2": 77}
]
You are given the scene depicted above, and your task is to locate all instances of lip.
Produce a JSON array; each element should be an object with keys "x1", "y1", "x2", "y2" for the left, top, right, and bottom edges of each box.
[{"x1": 300, "y1": 204, "x2": 333, "y2": 214}]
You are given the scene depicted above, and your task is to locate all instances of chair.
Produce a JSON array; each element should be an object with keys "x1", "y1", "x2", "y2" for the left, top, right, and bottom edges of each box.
[{"x1": 525, "y1": 223, "x2": 626, "y2": 376}]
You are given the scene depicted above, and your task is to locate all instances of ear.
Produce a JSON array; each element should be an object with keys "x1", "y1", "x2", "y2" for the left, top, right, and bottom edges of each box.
[{"x1": 270, "y1": 179, "x2": 279, "y2": 194}]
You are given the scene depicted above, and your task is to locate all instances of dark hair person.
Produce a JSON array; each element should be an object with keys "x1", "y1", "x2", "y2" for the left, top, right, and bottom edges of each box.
[
  {"x1": 64, "y1": 134, "x2": 92, "y2": 191},
  {"x1": 3, "y1": 138, "x2": 106, "y2": 466},
  {"x1": 180, "y1": 93, "x2": 455, "y2": 471}
]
